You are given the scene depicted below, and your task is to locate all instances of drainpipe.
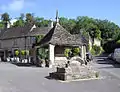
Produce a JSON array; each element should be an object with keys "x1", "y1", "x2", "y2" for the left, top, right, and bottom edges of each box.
[{"x1": 25, "y1": 36, "x2": 27, "y2": 59}]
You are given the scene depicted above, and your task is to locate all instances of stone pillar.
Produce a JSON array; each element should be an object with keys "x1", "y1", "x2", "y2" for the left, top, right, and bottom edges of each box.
[
  {"x1": 4, "y1": 50, "x2": 6, "y2": 61},
  {"x1": 81, "y1": 46, "x2": 84, "y2": 60},
  {"x1": 83, "y1": 46, "x2": 86, "y2": 60},
  {"x1": 49, "y1": 44, "x2": 55, "y2": 66}
]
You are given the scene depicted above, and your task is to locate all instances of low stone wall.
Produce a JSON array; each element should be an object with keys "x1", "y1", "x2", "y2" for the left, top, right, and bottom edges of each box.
[{"x1": 49, "y1": 60, "x2": 99, "y2": 81}]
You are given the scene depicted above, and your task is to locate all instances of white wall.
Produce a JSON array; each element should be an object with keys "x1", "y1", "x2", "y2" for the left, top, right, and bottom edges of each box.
[
  {"x1": 49, "y1": 44, "x2": 55, "y2": 65},
  {"x1": 94, "y1": 38, "x2": 101, "y2": 46}
]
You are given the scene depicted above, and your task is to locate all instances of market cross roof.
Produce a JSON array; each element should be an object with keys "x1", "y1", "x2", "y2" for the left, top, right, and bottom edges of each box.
[{"x1": 36, "y1": 23, "x2": 88, "y2": 46}]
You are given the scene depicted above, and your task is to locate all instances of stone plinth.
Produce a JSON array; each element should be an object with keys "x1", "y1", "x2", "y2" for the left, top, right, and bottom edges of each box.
[{"x1": 49, "y1": 60, "x2": 99, "y2": 81}]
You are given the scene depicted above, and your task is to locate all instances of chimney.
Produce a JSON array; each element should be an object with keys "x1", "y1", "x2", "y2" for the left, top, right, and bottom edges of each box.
[
  {"x1": 49, "y1": 18, "x2": 53, "y2": 28},
  {"x1": 7, "y1": 21, "x2": 10, "y2": 28},
  {"x1": 4, "y1": 21, "x2": 10, "y2": 29}
]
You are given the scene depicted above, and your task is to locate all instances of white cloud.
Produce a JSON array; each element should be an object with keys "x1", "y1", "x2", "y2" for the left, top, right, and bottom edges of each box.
[
  {"x1": 0, "y1": 0, "x2": 35, "y2": 12},
  {"x1": 11, "y1": 19, "x2": 17, "y2": 25}
]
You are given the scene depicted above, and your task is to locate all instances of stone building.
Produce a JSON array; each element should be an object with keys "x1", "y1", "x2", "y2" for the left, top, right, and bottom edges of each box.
[
  {"x1": 0, "y1": 24, "x2": 51, "y2": 61},
  {"x1": 35, "y1": 11, "x2": 88, "y2": 66}
]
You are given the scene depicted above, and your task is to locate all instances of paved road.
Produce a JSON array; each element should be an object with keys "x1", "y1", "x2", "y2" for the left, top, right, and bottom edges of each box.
[{"x1": 0, "y1": 59, "x2": 120, "y2": 92}]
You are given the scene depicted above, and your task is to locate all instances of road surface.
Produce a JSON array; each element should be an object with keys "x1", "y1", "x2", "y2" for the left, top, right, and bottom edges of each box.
[{"x1": 0, "y1": 58, "x2": 120, "y2": 92}]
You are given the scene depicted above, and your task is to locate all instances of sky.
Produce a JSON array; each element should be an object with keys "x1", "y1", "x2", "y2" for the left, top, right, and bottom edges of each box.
[{"x1": 0, "y1": 0, "x2": 120, "y2": 26}]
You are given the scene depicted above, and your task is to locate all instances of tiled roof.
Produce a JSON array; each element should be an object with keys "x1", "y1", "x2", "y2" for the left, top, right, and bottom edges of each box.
[{"x1": 36, "y1": 23, "x2": 88, "y2": 46}]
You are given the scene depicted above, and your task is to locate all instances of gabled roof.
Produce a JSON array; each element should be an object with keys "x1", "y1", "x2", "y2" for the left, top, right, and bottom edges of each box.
[
  {"x1": 36, "y1": 23, "x2": 88, "y2": 46},
  {"x1": 0, "y1": 24, "x2": 32, "y2": 39},
  {"x1": 0, "y1": 24, "x2": 50, "y2": 40},
  {"x1": 27, "y1": 27, "x2": 51, "y2": 37}
]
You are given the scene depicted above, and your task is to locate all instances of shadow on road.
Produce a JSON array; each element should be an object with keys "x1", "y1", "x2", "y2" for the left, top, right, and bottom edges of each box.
[
  {"x1": 11, "y1": 63, "x2": 33, "y2": 66},
  {"x1": 95, "y1": 56, "x2": 120, "y2": 68}
]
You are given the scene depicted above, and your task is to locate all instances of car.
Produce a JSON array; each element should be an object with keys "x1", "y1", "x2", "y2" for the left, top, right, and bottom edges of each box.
[
  {"x1": 108, "y1": 53, "x2": 114, "y2": 60},
  {"x1": 113, "y1": 48, "x2": 120, "y2": 63}
]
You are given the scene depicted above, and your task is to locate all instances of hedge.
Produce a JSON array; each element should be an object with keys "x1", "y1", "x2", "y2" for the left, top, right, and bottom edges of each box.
[{"x1": 91, "y1": 45, "x2": 103, "y2": 55}]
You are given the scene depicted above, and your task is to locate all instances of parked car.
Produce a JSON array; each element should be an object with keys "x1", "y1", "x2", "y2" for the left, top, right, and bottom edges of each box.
[
  {"x1": 113, "y1": 48, "x2": 120, "y2": 63},
  {"x1": 108, "y1": 53, "x2": 114, "y2": 60}
]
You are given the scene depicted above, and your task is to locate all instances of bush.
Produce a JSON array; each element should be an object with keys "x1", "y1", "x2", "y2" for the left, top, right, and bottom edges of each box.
[
  {"x1": 25, "y1": 50, "x2": 29, "y2": 55},
  {"x1": 21, "y1": 50, "x2": 29, "y2": 56},
  {"x1": 37, "y1": 48, "x2": 48, "y2": 59},
  {"x1": 90, "y1": 48, "x2": 96, "y2": 55},
  {"x1": 91, "y1": 45, "x2": 102, "y2": 55},
  {"x1": 21, "y1": 50, "x2": 25, "y2": 55},
  {"x1": 73, "y1": 47, "x2": 80, "y2": 56},
  {"x1": 64, "y1": 48, "x2": 71, "y2": 57},
  {"x1": 116, "y1": 40, "x2": 120, "y2": 44},
  {"x1": 15, "y1": 50, "x2": 19, "y2": 56}
]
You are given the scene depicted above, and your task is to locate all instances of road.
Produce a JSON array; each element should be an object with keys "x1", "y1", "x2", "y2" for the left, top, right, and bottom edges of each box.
[{"x1": 0, "y1": 57, "x2": 120, "y2": 92}]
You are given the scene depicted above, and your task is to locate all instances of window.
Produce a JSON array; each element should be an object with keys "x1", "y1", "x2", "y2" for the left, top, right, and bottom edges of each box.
[{"x1": 30, "y1": 37, "x2": 36, "y2": 44}]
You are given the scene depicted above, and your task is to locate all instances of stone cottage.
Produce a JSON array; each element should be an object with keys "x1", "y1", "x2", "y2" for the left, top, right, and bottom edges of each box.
[{"x1": 0, "y1": 24, "x2": 52, "y2": 61}]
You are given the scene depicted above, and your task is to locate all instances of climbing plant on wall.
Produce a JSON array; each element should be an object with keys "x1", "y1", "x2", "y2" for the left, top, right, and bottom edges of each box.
[{"x1": 35, "y1": 35, "x2": 44, "y2": 43}]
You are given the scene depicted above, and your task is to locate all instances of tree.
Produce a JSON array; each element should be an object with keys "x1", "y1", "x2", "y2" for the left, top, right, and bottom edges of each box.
[
  {"x1": 1, "y1": 13, "x2": 11, "y2": 28},
  {"x1": 35, "y1": 17, "x2": 49, "y2": 27},
  {"x1": 13, "y1": 13, "x2": 25, "y2": 27},
  {"x1": 59, "y1": 17, "x2": 76, "y2": 32},
  {"x1": 25, "y1": 13, "x2": 35, "y2": 25},
  {"x1": 0, "y1": 22, "x2": 4, "y2": 29}
]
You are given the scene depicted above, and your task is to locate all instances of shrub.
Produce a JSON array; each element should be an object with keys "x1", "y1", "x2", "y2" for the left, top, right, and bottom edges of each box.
[
  {"x1": 37, "y1": 48, "x2": 48, "y2": 59},
  {"x1": 91, "y1": 45, "x2": 103, "y2": 55},
  {"x1": 73, "y1": 47, "x2": 80, "y2": 56},
  {"x1": 88, "y1": 44, "x2": 90, "y2": 50},
  {"x1": 95, "y1": 72, "x2": 99, "y2": 78},
  {"x1": 90, "y1": 48, "x2": 96, "y2": 55},
  {"x1": 36, "y1": 35, "x2": 44, "y2": 43},
  {"x1": 116, "y1": 40, "x2": 120, "y2": 44},
  {"x1": 15, "y1": 50, "x2": 19, "y2": 56},
  {"x1": 25, "y1": 50, "x2": 29, "y2": 55},
  {"x1": 21, "y1": 50, "x2": 25, "y2": 56},
  {"x1": 21, "y1": 50, "x2": 29, "y2": 56},
  {"x1": 64, "y1": 48, "x2": 71, "y2": 57}
]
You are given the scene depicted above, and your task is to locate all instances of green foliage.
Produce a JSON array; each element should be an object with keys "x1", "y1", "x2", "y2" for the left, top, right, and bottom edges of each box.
[
  {"x1": 90, "y1": 48, "x2": 96, "y2": 55},
  {"x1": 95, "y1": 72, "x2": 99, "y2": 78},
  {"x1": 25, "y1": 13, "x2": 35, "y2": 24},
  {"x1": 73, "y1": 48, "x2": 80, "y2": 56},
  {"x1": 59, "y1": 17, "x2": 76, "y2": 32},
  {"x1": 88, "y1": 44, "x2": 90, "y2": 51},
  {"x1": 116, "y1": 40, "x2": 120, "y2": 44},
  {"x1": 1, "y1": 13, "x2": 11, "y2": 28},
  {"x1": 0, "y1": 22, "x2": 4, "y2": 29},
  {"x1": 21, "y1": 50, "x2": 29, "y2": 56},
  {"x1": 25, "y1": 50, "x2": 29, "y2": 55},
  {"x1": 35, "y1": 17, "x2": 49, "y2": 27},
  {"x1": 64, "y1": 47, "x2": 80, "y2": 57},
  {"x1": 64, "y1": 48, "x2": 71, "y2": 57},
  {"x1": 15, "y1": 50, "x2": 19, "y2": 56},
  {"x1": 103, "y1": 40, "x2": 116, "y2": 53},
  {"x1": 91, "y1": 45, "x2": 102, "y2": 55},
  {"x1": 37, "y1": 48, "x2": 48, "y2": 59},
  {"x1": 21, "y1": 50, "x2": 25, "y2": 55},
  {"x1": 13, "y1": 13, "x2": 25, "y2": 27},
  {"x1": 35, "y1": 35, "x2": 44, "y2": 43}
]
